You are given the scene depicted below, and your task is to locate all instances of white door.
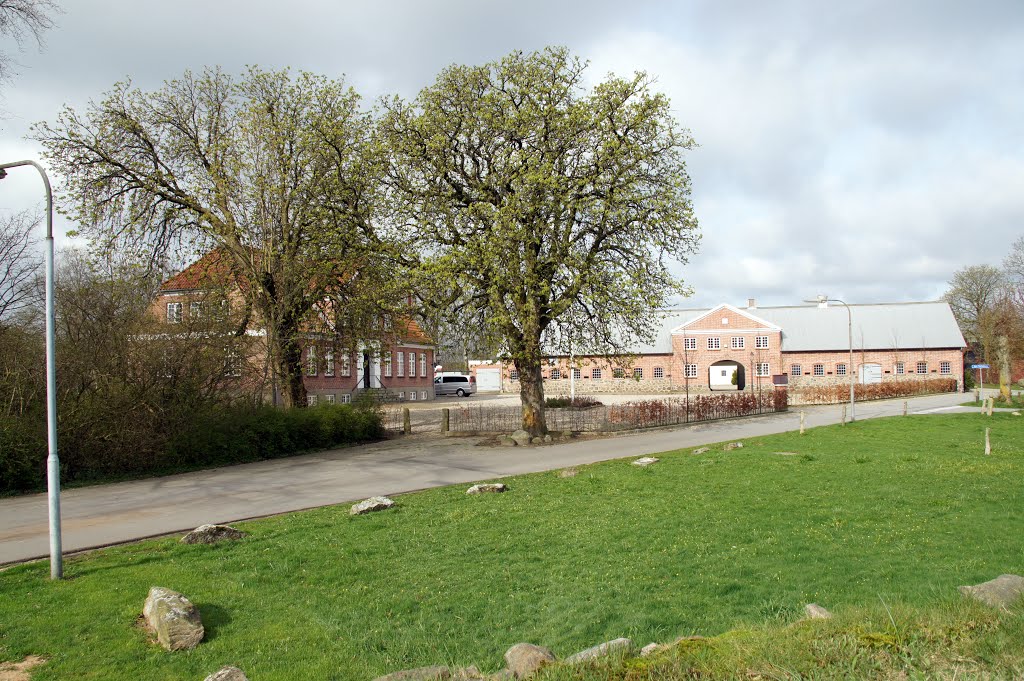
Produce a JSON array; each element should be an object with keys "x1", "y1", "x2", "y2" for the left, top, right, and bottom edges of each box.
[
  {"x1": 475, "y1": 368, "x2": 501, "y2": 392},
  {"x1": 859, "y1": 363, "x2": 882, "y2": 384}
]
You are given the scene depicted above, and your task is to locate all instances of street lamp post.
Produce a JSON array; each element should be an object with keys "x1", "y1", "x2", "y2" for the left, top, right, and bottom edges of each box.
[
  {"x1": 805, "y1": 295, "x2": 855, "y2": 423},
  {"x1": 0, "y1": 160, "x2": 62, "y2": 579}
]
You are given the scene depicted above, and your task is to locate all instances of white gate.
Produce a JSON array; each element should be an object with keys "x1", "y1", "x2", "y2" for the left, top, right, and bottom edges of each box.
[
  {"x1": 475, "y1": 368, "x2": 501, "y2": 392},
  {"x1": 859, "y1": 363, "x2": 882, "y2": 384}
]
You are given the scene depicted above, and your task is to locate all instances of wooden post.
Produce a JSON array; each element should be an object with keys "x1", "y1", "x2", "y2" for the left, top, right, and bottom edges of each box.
[
  {"x1": 403, "y1": 407, "x2": 411, "y2": 435},
  {"x1": 441, "y1": 408, "x2": 450, "y2": 434},
  {"x1": 841, "y1": 404, "x2": 847, "y2": 425},
  {"x1": 903, "y1": 400, "x2": 908, "y2": 417},
  {"x1": 985, "y1": 427, "x2": 991, "y2": 455},
  {"x1": 799, "y1": 411, "x2": 805, "y2": 435}
]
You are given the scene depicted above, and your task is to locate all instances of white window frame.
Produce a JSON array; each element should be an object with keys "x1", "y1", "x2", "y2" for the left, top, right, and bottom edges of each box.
[
  {"x1": 633, "y1": 367, "x2": 643, "y2": 379},
  {"x1": 307, "y1": 394, "x2": 318, "y2": 406},
  {"x1": 325, "y1": 394, "x2": 336, "y2": 405},
  {"x1": 341, "y1": 393, "x2": 352, "y2": 404},
  {"x1": 653, "y1": 367, "x2": 664, "y2": 379},
  {"x1": 420, "y1": 390, "x2": 427, "y2": 400},
  {"x1": 707, "y1": 337, "x2": 721, "y2": 350},
  {"x1": 896, "y1": 361, "x2": 904, "y2": 375},
  {"x1": 613, "y1": 367, "x2": 625, "y2": 378},
  {"x1": 836, "y1": 363, "x2": 846, "y2": 376},
  {"x1": 813, "y1": 363, "x2": 824, "y2": 376},
  {"x1": 684, "y1": 363, "x2": 697, "y2": 378},
  {"x1": 917, "y1": 361, "x2": 927, "y2": 374},
  {"x1": 398, "y1": 391, "x2": 405, "y2": 400},
  {"x1": 166, "y1": 302, "x2": 182, "y2": 323},
  {"x1": 572, "y1": 367, "x2": 581, "y2": 380},
  {"x1": 325, "y1": 350, "x2": 335, "y2": 377},
  {"x1": 397, "y1": 351, "x2": 405, "y2": 377},
  {"x1": 420, "y1": 353, "x2": 426, "y2": 377},
  {"x1": 731, "y1": 336, "x2": 744, "y2": 349},
  {"x1": 409, "y1": 390, "x2": 417, "y2": 401},
  {"x1": 408, "y1": 352, "x2": 416, "y2": 378},
  {"x1": 384, "y1": 353, "x2": 392, "y2": 378},
  {"x1": 509, "y1": 369, "x2": 519, "y2": 381},
  {"x1": 550, "y1": 368, "x2": 561, "y2": 380},
  {"x1": 756, "y1": 362, "x2": 770, "y2": 377},
  {"x1": 684, "y1": 337, "x2": 696, "y2": 350},
  {"x1": 940, "y1": 361, "x2": 951, "y2": 375},
  {"x1": 190, "y1": 301, "x2": 203, "y2": 318},
  {"x1": 791, "y1": 364, "x2": 802, "y2": 376},
  {"x1": 306, "y1": 347, "x2": 317, "y2": 376},
  {"x1": 341, "y1": 354, "x2": 351, "y2": 377},
  {"x1": 756, "y1": 335, "x2": 769, "y2": 349},
  {"x1": 591, "y1": 368, "x2": 602, "y2": 380}
]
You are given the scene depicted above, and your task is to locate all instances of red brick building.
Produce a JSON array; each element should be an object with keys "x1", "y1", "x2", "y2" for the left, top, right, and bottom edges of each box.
[
  {"x1": 496, "y1": 300, "x2": 966, "y2": 395},
  {"x1": 153, "y1": 251, "x2": 435, "y2": 404}
]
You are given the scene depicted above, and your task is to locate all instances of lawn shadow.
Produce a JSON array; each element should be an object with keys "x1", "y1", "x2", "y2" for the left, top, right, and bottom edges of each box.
[{"x1": 196, "y1": 602, "x2": 231, "y2": 642}]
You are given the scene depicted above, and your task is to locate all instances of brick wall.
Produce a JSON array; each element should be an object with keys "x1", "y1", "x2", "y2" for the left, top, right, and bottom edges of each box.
[{"x1": 782, "y1": 348, "x2": 964, "y2": 389}]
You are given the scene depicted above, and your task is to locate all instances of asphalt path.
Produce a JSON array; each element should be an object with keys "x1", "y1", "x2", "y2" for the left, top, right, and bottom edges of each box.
[{"x1": 0, "y1": 392, "x2": 976, "y2": 566}]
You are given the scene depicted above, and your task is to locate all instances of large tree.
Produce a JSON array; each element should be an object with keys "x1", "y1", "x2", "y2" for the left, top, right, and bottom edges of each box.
[
  {"x1": 0, "y1": 209, "x2": 40, "y2": 324},
  {"x1": 381, "y1": 47, "x2": 700, "y2": 435},
  {"x1": 944, "y1": 264, "x2": 1007, "y2": 357},
  {"x1": 36, "y1": 67, "x2": 393, "y2": 407}
]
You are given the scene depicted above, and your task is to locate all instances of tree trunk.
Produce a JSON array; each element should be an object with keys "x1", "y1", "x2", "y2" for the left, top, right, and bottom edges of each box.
[
  {"x1": 266, "y1": 309, "x2": 307, "y2": 408},
  {"x1": 514, "y1": 334, "x2": 547, "y2": 436},
  {"x1": 998, "y1": 333, "x2": 1011, "y2": 400}
]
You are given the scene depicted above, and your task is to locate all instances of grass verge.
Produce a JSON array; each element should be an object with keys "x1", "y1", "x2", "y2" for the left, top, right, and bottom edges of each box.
[{"x1": 1, "y1": 413, "x2": 1022, "y2": 679}]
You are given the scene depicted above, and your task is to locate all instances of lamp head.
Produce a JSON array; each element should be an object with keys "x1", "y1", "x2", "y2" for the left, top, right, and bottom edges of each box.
[{"x1": 0, "y1": 168, "x2": 7, "y2": 180}]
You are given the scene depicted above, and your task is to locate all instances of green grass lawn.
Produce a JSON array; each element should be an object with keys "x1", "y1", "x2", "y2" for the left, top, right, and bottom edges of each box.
[{"x1": 1, "y1": 414, "x2": 1023, "y2": 679}]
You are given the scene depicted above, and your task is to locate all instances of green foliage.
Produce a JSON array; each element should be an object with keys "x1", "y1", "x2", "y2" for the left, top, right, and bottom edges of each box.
[
  {"x1": 794, "y1": 378, "x2": 957, "y2": 405},
  {"x1": 381, "y1": 46, "x2": 700, "y2": 433},
  {"x1": 1, "y1": 415, "x2": 1023, "y2": 679}
]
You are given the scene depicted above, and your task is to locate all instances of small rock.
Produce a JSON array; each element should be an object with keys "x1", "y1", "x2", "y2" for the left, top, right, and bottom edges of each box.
[
  {"x1": 467, "y1": 483, "x2": 507, "y2": 495},
  {"x1": 451, "y1": 666, "x2": 484, "y2": 680},
  {"x1": 510, "y1": 430, "x2": 532, "y2": 446},
  {"x1": 1013, "y1": 411, "x2": 1021, "y2": 416},
  {"x1": 723, "y1": 442, "x2": 744, "y2": 451},
  {"x1": 543, "y1": 434, "x2": 552, "y2": 443},
  {"x1": 559, "y1": 468, "x2": 579, "y2": 478},
  {"x1": 503, "y1": 643, "x2": 555, "y2": 678},
  {"x1": 639, "y1": 643, "x2": 663, "y2": 657},
  {"x1": 372, "y1": 666, "x2": 451, "y2": 681},
  {"x1": 959, "y1": 574, "x2": 1024, "y2": 608},
  {"x1": 181, "y1": 524, "x2": 246, "y2": 545},
  {"x1": 497, "y1": 435, "x2": 517, "y2": 447},
  {"x1": 350, "y1": 496, "x2": 396, "y2": 516},
  {"x1": 692, "y1": 447, "x2": 710, "y2": 455},
  {"x1": 564, "y1": 638, "x2": 633, "y2": 664},
  {"x1": 143, "y1": 586, "x2": 204, "y2": 651},
  {"x1": 204, "y1": 667, "x2": 248, "y2": 681},
  {"x1": 531, "y1": 436, "x2": 544, "y2": 445},
  {"x1": 804, "y1": 603, "x2": 833, "y2": 620},
  {"x1": 632, "y1": 457, "x2": 659, "y2": 467},
  {"x1": 562, "y1": 430, "x2": 572, "y2": 438}
]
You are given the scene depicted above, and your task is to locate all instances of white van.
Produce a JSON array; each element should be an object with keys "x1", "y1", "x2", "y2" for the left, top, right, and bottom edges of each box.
[{"x1": 433, "y1": 373, "x2": 476, "y2": 397}]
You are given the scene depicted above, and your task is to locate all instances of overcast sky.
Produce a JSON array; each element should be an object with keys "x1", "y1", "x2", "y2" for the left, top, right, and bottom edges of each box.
[{"x1": 1, "y1": 0, "x2": 1022, "y2": 308}]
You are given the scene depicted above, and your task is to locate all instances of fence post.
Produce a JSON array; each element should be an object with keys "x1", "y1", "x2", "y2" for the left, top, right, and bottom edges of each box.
[
  {"x1": 985, "y1": 427, "x2": 991, "y2": 455},
  {"x1": 441, "y1": 408, "x2": 449, "y2": 435},
  {"x1": 799, "y1": 411, "x2": 805, "y2": 435},
  {"x1": 903, "y1": 400, "x2": 907, "y2": 416},
  {"x1": 403, "y1": 408, "x2": 411, "y2": 435},
  {"x1": 841, "y1": 404, "x2": 847, "y2": 425}
]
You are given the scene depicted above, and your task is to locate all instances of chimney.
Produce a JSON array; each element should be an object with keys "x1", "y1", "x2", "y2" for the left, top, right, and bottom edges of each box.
[{"x1": 747, "y1": 298, "x2": 756, "y2": 309}]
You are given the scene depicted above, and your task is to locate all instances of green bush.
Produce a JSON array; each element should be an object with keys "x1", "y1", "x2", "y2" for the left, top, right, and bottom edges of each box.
[{"x1": 0, "y1": 415, "x2": 45, "y2": 493}]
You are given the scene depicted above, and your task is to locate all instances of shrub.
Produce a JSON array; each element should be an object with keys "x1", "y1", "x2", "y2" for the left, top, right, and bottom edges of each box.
[
  {"x1": 793, "y1": 378, "x2": 957, "y2": 405},
  {"x1": 545, "y1": 396, "x2": 603, "y2": 409}
]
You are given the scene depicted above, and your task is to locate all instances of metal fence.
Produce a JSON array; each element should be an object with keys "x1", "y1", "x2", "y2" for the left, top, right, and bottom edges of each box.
[{"x1": 445, "y1": 390, "x2": 788, "y2": 434}]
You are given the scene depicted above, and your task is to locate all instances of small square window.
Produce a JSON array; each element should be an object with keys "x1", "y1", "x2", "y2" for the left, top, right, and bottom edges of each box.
[
  {"x1": 341, "y1": 393, "x2": 351, "y2": 404},
  {"x1": 940, "y1": 361, "x2": 951, "y2": 375},
  {"x1": 813, "y1": 364, "x2": 824, "y2": 376},
  {"x1": 325, "y1": 394, "x2": 336, "y2": 404},
  {"x1": 755, "y1": 336, "x2": 769, "y2": 349},
  {"x1": 409, "y1": 391, "x2": 417, "y2": 401},
  {"x1": 509, "y1": 369, "x2": 519, "y2": 380},
  {"x1": 836, "y1": 363, "x2": 846, "y2": 376},
  {"x1": 550, "y1": 368, "x2": 561, "y2": 380},
  {"x1": 790, "y1": 364, "x2": 801, "y2": 376},
  {"x1": 613, "y1": 368, "x2": 625, "y2": 378},
  {"x1": 707, "y1": 337, "x2": 721, "y2": 350},
  {"x1": 653, "y1": 367, "x2": 664, "y2": 379},
  {"x1": 895, "y1": 361, "x2": 904, "y2": 375},
  {"x1": 684, "y1": 337, "x2": 696, "y2": 350},
  {"x1": 633, "y1": 367, "x2": 643, "y2": 379},
  {"x1": 398, "y1": 391, "x2": 405, "y2": 400},
  {"x1": 592, "y1": 368, "x2": 602, "y2": 380},
  {"x1": 684, "y1": 363, "x2": 697, "y2": 378},
  {"x1": 731, "y1": 336, "x2": 744, "y2": 349},
  {"x1": 572, "y1": 367, "x2": 581, "y2": 380},
  {"x1": 916, "y1": 361, "x2": 927, "y2": 374},
  {"x1": 307, "y1": 394, "x2": 318, "y2": 406},
  {"x1": 756, "y1": 362, "x2": 770, "y2": 377}
]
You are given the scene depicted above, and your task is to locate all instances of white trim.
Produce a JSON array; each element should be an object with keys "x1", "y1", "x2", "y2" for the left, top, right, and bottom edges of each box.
[{"x1": 669, "y1": 303, "x2": 782, "y2": 335}]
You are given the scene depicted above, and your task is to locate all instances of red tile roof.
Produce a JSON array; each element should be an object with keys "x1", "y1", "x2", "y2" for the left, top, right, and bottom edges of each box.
[{"x1": 159, "y1": 248, "x2": 237, "y2": 291}]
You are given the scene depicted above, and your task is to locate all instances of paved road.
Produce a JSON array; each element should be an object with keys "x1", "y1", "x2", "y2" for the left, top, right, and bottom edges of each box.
[{"x1": 0, "y1": 392, "x2": 973, "y2": 566}]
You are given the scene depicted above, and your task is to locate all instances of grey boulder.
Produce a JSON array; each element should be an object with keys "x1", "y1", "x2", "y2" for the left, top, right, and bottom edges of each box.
[
  {"x1": 350, "y1": 496, "x2": 396, "y2": 516},
  {"x1": 959, "y1": 574, "x2": 1024, "y2": 608},
  {"x1": 503, "y1": 643, "x2": 555, "y2": 678},
  {"x1": 564, "y1": 638, "x2": 633, "y2": 664},
  {"x1": 181, "y1": 524, "x2": 246, "y2": 545},
  {"x1": 510, "y1": 430, "x2": 532, "y2": 446},
  {"x1": 467, "y1": 483, "x2": 507, "y2": 495},
  {"x1": 143, "y1": 586, "x2": 204, "y2": 651},
  {"x1": 804, "y1": 603, "x2": 833, "y2": 620},
  {"x1": 203, "y1": 667, "x2": 248, "y2": 681},
  {"x1": 373, "y1": 666, "x2": 451, "y2": 681},
  {"x1": 631, "y1": 457, "x2": 658, "y2": 467}
]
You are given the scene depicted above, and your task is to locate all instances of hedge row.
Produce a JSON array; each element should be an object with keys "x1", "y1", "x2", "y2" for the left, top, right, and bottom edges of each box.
[
  {"x1": 793, "y1": 378, "x2": 958, "y2": 405},
  {"x1": 0, "y1": 403, "x2": 383, "y2": 494}
]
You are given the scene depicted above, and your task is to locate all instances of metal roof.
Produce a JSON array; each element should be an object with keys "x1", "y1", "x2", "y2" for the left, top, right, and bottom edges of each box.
[{"x1": 635, "y1": 301, "x2": 965, "y2": 354}]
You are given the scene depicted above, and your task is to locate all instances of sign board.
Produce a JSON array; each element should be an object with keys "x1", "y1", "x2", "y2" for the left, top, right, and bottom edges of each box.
[
  {"x1": 772, "y1": 374, "x2": 788, "y2": 386},
  {"x1": 971, "y1": 364, "x2": 990, "y2": 369}
]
